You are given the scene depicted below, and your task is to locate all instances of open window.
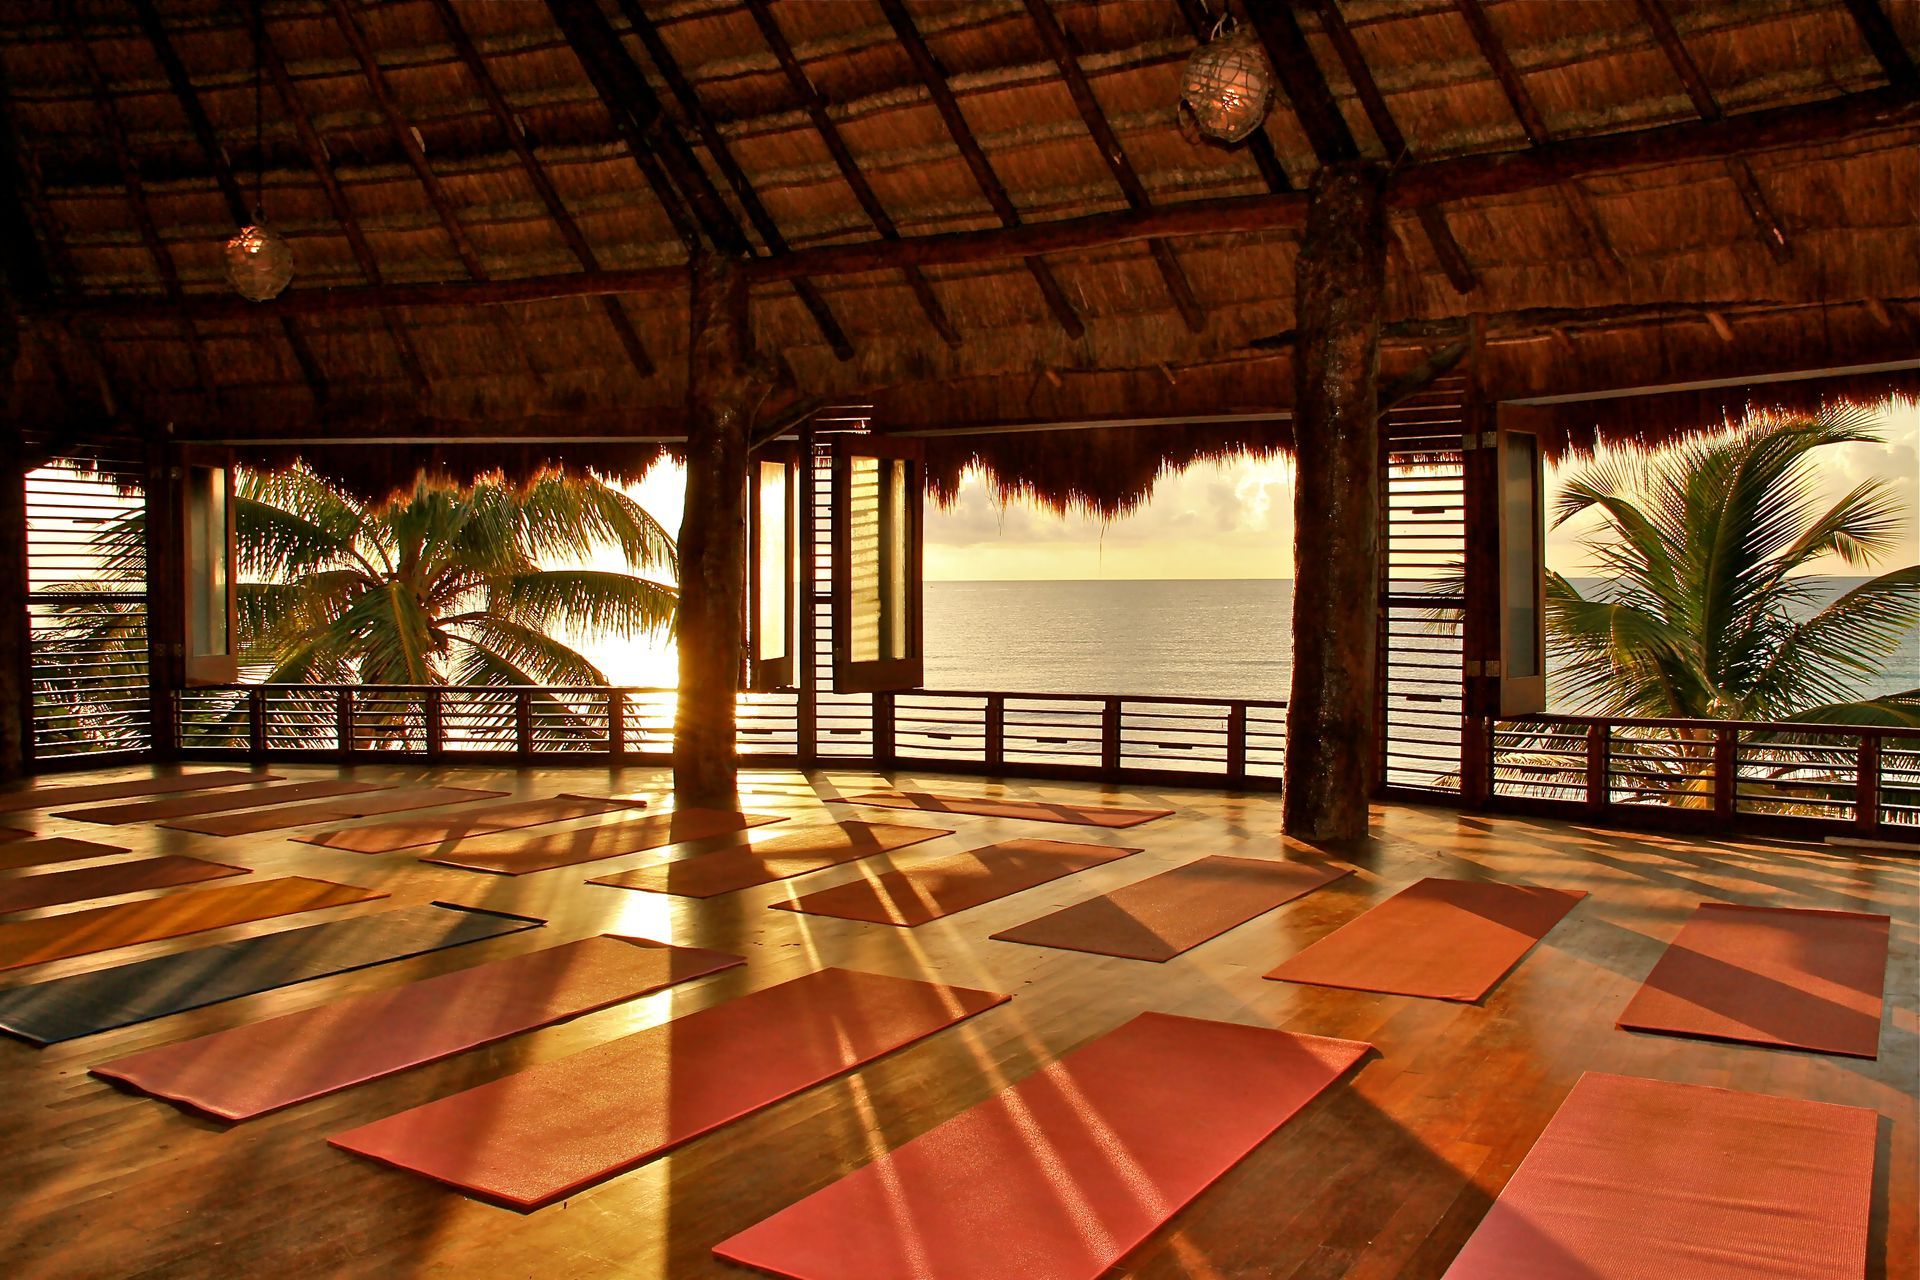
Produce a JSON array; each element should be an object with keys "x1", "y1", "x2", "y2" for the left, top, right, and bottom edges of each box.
[
  {"x1": 745, "y1": 448, "x2": 799, "y2": 691},
  {"x1": 1493, "y1": 405, "x2": 1546, "y2": 717},
  {"x1": 180, "y1": 452, "x2": 237, "y2": 686},
  {"x1": 832, "y1": 437, "x2": 923, "y2": 693}
]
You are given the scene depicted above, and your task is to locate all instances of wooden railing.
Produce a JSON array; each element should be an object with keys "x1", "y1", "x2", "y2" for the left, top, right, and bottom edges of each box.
[{"x1": 1485, "y1": 714, "x2": 1919, "y2": 839}]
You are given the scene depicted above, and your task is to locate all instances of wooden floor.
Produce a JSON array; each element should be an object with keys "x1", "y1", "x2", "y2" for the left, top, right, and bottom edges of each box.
[{"x1": 0, "y1": 762, "x2": 1913, "y2": 1280}]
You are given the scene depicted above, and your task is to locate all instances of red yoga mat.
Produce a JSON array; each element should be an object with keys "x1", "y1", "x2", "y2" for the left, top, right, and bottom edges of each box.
[
  {"x1": 0, "y1": 876, "x2": 385, "y2": 972},
  {"x1": 420, "y1": 808, "x2": 786, "y2": 876},
  {"x1": 1441, "y1": 1073, "x2": 1876, "y2": 1280},
  {"x1": 589, "y1": 821, "x2": 951, "y2": 898},
  {"x1": 0, "y1": 855, "x2": 249, "y2": 915},
  {"x1": 845, "y1": 790, "x2": 1172, "y2": 829},
  {"x1": 94, "y1": 935, "x2": 744, "y2": 1121},
  {"x1": 56, "y1": 778, "x2": 391, "y2": 824},
  {"x1": 714, "y1": 1012, "x2": 1371, "y2": 1280},
  {"x1": 329, "y1": 966, "x2": 1008, "y2": 1210},
  {"x1": 1617, "y1": 903, "x2": 1891, "y2": 1058},
  {"x1": 992, "y1": 856, "x2": 1352, "y2": 961},
  {"x1": 161, "y1": 786, "x2": 507, "y2": 836},
  {"x1": 0, "y1": 836, "x2": 131, "y2": 872},
  {"x1": 770, "y1": 839, "x2": 1141, "y2": 926},
  {"x1": 0, "y1": 770, "x2": 277, "y2": 813},
  {"x1": 1265, "y1": 877, "x2": 1585, "y2": 1002},
  {"x1": 293, "y1": 793, "x2": 649, "y2": 853}
]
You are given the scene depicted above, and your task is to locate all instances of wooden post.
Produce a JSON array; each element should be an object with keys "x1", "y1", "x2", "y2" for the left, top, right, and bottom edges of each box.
[
  {"x1": 0, "y1": 450, "x2": 26, "y2": 781},
  {"x1": 1712, "y1": 726, "x2": 1737, "y2": 820},
  {"x1": 674, "y1": 254, "x2": 752, "y2": 803},
  {"x1": 144, "y1": 439, "x2": 182, "y2": 762},
  {"x1": 1227, "y1": 703, "x2": 1249, "y2": 788},
  {"x1": 1101, "y1": 700, "x2": 1123, "y2": 776},
  {"x1": 1284, "y1": 162, "x2": 1388, "y2": 841},
  {"x1": 1584, "y1": 723, "x2": 1608, "y2": 812},
  {"x1": 985, "y1": 694, "x2": 1005, "y2": 771},
  {"x1": 1856, "y1": 734, "x2": 1881, "y2": 835},
  {"x1": 873, "y1": 691, "x2": 896, "y2": 768}
]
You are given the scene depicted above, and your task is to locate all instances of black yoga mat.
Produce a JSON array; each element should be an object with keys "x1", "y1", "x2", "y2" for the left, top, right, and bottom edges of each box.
[{"x1": 0, "y1": 902, "x2": 543, "y2": 1047}]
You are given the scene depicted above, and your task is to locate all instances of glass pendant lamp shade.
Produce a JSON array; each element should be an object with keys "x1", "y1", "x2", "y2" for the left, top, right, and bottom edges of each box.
[
  {"x1": 225, "y1": 219, "x2": 293, "y2": 301},
  {"x1": 1178, "y1": 24, "x2": 1274, "y2": 145}
]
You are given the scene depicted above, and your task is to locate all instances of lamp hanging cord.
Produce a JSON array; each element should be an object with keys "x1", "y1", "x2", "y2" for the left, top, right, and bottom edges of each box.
[{"x1": 250, "y1": 0, "x2": 265, "y2": 220}]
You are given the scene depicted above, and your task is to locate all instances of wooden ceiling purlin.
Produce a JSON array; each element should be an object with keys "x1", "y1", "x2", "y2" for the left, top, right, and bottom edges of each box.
[
  {"x1": 743, "y1": 0, "x2": 962, "y2": 348},
  {"x1": 1023, "y1": 0, "x2": 1207, "y2": 336},
  {"x1": 1840, "y1": 0, "x2": 1920, "y2": 86}
]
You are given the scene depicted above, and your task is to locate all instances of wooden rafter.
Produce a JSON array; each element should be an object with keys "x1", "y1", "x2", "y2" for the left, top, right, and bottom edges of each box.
[
  {"x1": 1839, "y1": 0, "x2": 1918, "y2": 86},
  {"x1": 1632, "y1": 0, "x2": 1791, "y2": 262},
  {"x1": 1309, "y1": 0, "x2": 1478, "y2": 292},
  {"x1": 611, "y1": 0, "x2": 854, "y2": 361},
  {"x1": 1240, "y1": 0, "x2": 1358, "y2": 162},
  {"x1": 429, "y1": 0, "x2": 653, "y2": 377},
  {"x1": 744, "y1": 0, "x2": 961, "y2": 347},
  {"x1": 878, "y1": 0, "x2": 1084, "y2": 340},
  {"x1": 1168, "y1": 0, "x2": 1293, "y2": 194},
  {"x1": 1022, "y1": 0, "x2": 1205, "y2": 334}
]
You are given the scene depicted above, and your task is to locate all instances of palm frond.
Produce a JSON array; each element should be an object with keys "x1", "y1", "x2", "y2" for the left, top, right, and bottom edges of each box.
[{"x1": 479, "y1": 570, "x2": 677, "y2": 639}]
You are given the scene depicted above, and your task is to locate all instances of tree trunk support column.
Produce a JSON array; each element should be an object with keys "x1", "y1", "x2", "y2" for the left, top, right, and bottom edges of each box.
[
  {"x1": 1284, "y1": 162, "x2": 1388, "y2": 841},
  {"x1": 674, "y1": 254, "x2": 752, "y2": 803}
]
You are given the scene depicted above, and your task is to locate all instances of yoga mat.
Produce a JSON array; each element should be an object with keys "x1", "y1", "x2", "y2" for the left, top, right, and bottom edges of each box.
[
  {"x1": 330, "y1": 966, "x2": 1008, "y2": 1209},
  {"x1": 421, "y1": 808, "x2": 786, "y2": 876},
  {"x1": 0, "y1": 855, "x2": 249, "y2": 915},
  {"x1": 0, "y1": 836, "x2": 131, "y2": 872},
  {"x1": 770, "y1": 839, "x2": 1140, "y2": 927},
  {"x1": 589, "y1": 821, "x2": 951, "y2": 898},
  {"x1": 0, "y1": 828, "x2": 28, "y2": 843},
  {"x1": 57, "y1": 778, "x2": 390, "y2": 825},
  {"x1": 293, "y1": 793, "x2": 649, "y2": 854},
  {"x1": 1441, "y1": 1073, "x2": 1876, "y2": 1280},
  {"x1": 714, "y1": 1012, "x2": 1371, "y2": 1280},
  {"x1": 992, "y1": 856, "x2": 1352, "y2": 962},
  {"x1": 1617, "y1": 903, "x2": 1891, "y2": 1058},
  {"x1": 0, "y1": 902, "x2": 538, "y2": 1046},
  {"x1": 95, "y1": 935, "x2": 741, "y2": 1120},
  {"x1": 847, "y1": 790, "x2": 1171, "y2": 828},
  {"x1": 1265, "y1": 877, "x2": 1585, "y2": 1002},
  {"x1": 0, "y1": 876, "x2": 385, "y2": 974},
  {"x1": 162, "y1": 786, "x2": 507, "y2": 836},
  {"x1": 0, "y1": 770, "x2": 276, "y2": 813}
]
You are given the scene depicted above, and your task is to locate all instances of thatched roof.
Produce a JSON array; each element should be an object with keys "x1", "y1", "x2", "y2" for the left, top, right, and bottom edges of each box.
[{"x1": 1, "y1": 0, "x2": 1915, "y2": 506}]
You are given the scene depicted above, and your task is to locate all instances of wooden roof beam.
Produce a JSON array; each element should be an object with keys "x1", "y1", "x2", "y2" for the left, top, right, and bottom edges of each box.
[
  {"x1": 878, "y1": 0, "x2": 1084, "y2": 341},
  {"x1": 1839, "y1": 0, "x2": 1918, "y2": 87},
  {"x1": 1241, "y1": 0, "x2": 1358, "y2": 163},
  {"x1": 613, "y1": 0, "x2": 853, "y2": 361},
  {"x1": 744, "y1": 0, "x2": 960, "y2": 347},
  {"x1": 1309, "y1": 0, "x2": 1478, "y2": 293},
  {"x1": 1022, "y1": 0, "x2": 1205, "y2": 334}
]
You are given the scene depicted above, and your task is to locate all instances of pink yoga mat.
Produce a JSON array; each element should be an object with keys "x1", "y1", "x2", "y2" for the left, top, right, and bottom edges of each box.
[
  {"x1": 56, "y1": 779, "x2": 390, "y2": 825},
  {"x1": 421, "y1": 808, "x2": 785, "y2": 875},
  {"x1": 770, "y1": 839, "x2": 1140, "y2": 926},
  {"x1": 1441, "y1": 1073, "x2": 1876, "y2": 1279},
  {"x1": 293, "y1": 794, "x2": 649, "y2": 853},
  {"x1": 94, "y1": 936, "x2": 743, "y2": 1121},
  {"x1": 715, "y1": 1012, "x2": 1371, "y2": 1280},
  {"x1": 0, "y1": 855, "x2": 249, "y2": 915},
  {"x1": 0, "y1": 771, "x2": 276, "y2": 813},
  {"x1": 0, "y1": 837, "x2": 131, "y2": 872},
  {"x1": 845, "y1": 790, "x2": 1171, "y2": 828},
  {"x1": 161, "y1": 786, "x2": 506, "y2": 836},
  {"x1": 588, "y1": 822, "x2": 951, "y2": 898}
]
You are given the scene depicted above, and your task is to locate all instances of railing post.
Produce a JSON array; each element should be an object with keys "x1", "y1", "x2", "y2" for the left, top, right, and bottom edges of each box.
[
  {"x1": 873, "y1": 691, "x2": 895, "y2": 768},
  {"x1": 1856, "y1": 734, "x2": 1881, "y2": 836},
  {"x1": 336, "y1": 688, "x2": 354, "y2": 760},
  {"x1": 1462, "y1": 715, "x2": 1491, "y2": 807},
  {"x1": 1101, "y1": 700, "x2": 1122, "y2": 777},
  {"x1": 609, "y1": 691, "x2": 627, "y2": 765},
  {"x1": 1227, "y1": 703, "x2": 1248, "y2": 787},
  {"x1": 248, "y1": 687, "x2": 267, "y2": 761},
  {"x1": 425, "y1": 689, "x2": 444, "y2": 762},
  {"x1": 1584, "y1": 723, "x2": 1608, "y2": 812},
  {"x1": 985, "y1": 694, "x2": 1005, "y2": 771},
  {"x1": 515, "y1": 690, "x2": 534, "y2": 762},
  {"x1": 1712, "y1": 727, "x2": 1737, "y2": 820}
]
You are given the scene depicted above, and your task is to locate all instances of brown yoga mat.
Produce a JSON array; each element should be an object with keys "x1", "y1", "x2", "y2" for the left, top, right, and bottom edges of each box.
[
  {"x1": 162, "y1": 786, "x2": 507, "y2": 836},
  {"x1": 292, "y1": 793, "x2": 649, "y2": 853},
  {"x1": 0, "y1": 828, "x2": 28, "y2": 843},
  {"x1": 992, "y1": 856, "x2": 1352, "y2": 962},
  {"x1": 1617, "y1": 903, "x2": 1891, "y2": 1058},
  {"x1": 329, "y1": 966, "x2": 1008, "y2": 1209},
  {"x1": 1441, "y1": 1073, "x2": 1876, "y2": 1279},
  {"x1": 95, "y1": 935, "x2": 744, "y2": 1121},
  {"x1": 0, "y1": 876, "x2": 384, "y2": 972},
  {"x1": 421, "y1": 808, "x2": 786, "y2": 876},
  {"x1": 1266, "y1": 877, "x2": 1586, "y2": 1002},
  {"x1": 845, "y1": 790, "x2": 1172, "y2": 829},
  {"x1": 714, "y1": 1013, "x2": 1371, "y2": 1280},
  {"x1": 0, "y1": 855, "x2": 250, "y2": 915},
  {"x1": 57, "y1": 778, "x2": 391, "y2": 825},
  {"x1": 0, "y1": 770, "x2": 277, "y2": 813},
  {"x1": 769, "y1": 838, "x2": 1140, "y2": 927},
  {"x1": 0, "y1": 837, "x2": 131, "y2": 872},
  {"x1": 589, "y1": 821, "x2": 951, "y2": 898}
]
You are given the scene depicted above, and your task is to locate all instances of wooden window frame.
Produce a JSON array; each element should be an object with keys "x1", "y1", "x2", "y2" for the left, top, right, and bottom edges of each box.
[
  {"x1": 831, "y1": 436, "x2": 924, "y2": 693},
  {"x1": 177, "y1": 446, "x2": 238, "y2": 687},
  {"x1": 745, "y1": 446, "x2": 799, "y2": 691},
  {"x1": 1494, "y1": 406, "x2": 1547, "y2": 717}
]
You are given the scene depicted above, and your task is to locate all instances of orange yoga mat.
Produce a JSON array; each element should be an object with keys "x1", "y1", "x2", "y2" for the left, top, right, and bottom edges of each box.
[
  {"x1": 992, "y1": 856, "x2": 1352, "y2": 961},
  {"x1": 421, "y1": 808, "x2": 786, "y2": 876},
  {"x1": 772, "y1": 839, "x2": 1141, "y2": 926},
  {"x1": 0, "y1": 876, "x2": 384, "y2": 972},
  {"x1": 329, "y1": 966, "x2": 1008, "y2": 1209},
  {"x1": 845, "y1": 790, "x2": 1172, "y2": 829},
  {"x1": 57, "y1": 778, "x2": 390, "y2": 825},
  {"x1": 0, "y1": 836, "x2": 131, "y2": 872},
  {"x1": 1441, "y1": 1073, "x2": 1876, "y2": 1279},
  {"x1": 293, "y1": 793, "x2": 649, "y2": 853},
  {"x1": 1617, "y1": 903, "x2": 1891, "y2": 1058},
  {"x1": 162, "y1": 786, "x2": 507, "y2": 836},
  {"x1": 589, "y1": 821, "x2": 950, "y2": 898},
  {"x1": 0, "y1": 855, "x2": 249, "y2": 915},
  {"x1": 0, "y1": 770, "x2": 276, "y2": 813},
  {"x1": 95, "y1": 935, "x2": 743, "y2": 1121},
  {"x1": 0, "y1": 828, "x2": 28, "y2": 843},
  {"x1": 1266, "y1": 877, "x2": 1585, "y2": 1002},
  {"x1": 714, "y1": 1012, "x2": 1370, "y2": 1280}
]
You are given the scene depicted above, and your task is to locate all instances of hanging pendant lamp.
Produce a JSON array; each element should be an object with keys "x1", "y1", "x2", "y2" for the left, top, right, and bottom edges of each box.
[
  {"x1": 1178, "y1": 15, "x2": 1274, "y2": 146},
  {"x1": 226, "y1": 0, "x2": 292, "y2": 300}
]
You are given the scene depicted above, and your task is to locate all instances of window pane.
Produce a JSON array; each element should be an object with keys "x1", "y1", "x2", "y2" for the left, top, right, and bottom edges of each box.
[
  {"x1": 848, "y1": 455, "x2": 881, "y2": 663},
  {"x1": 186, "y1": 466, "x2": 227, "y2": 658},
  {"x1": 885, "y1": 459, "x2": 910, "y2": 660},
  {"x1": 755, "y1": 460, "x2": 787, "y2": 662},
  {"x1": 1502, "y1": 434, "x2": 1540, "y2": 679}
]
